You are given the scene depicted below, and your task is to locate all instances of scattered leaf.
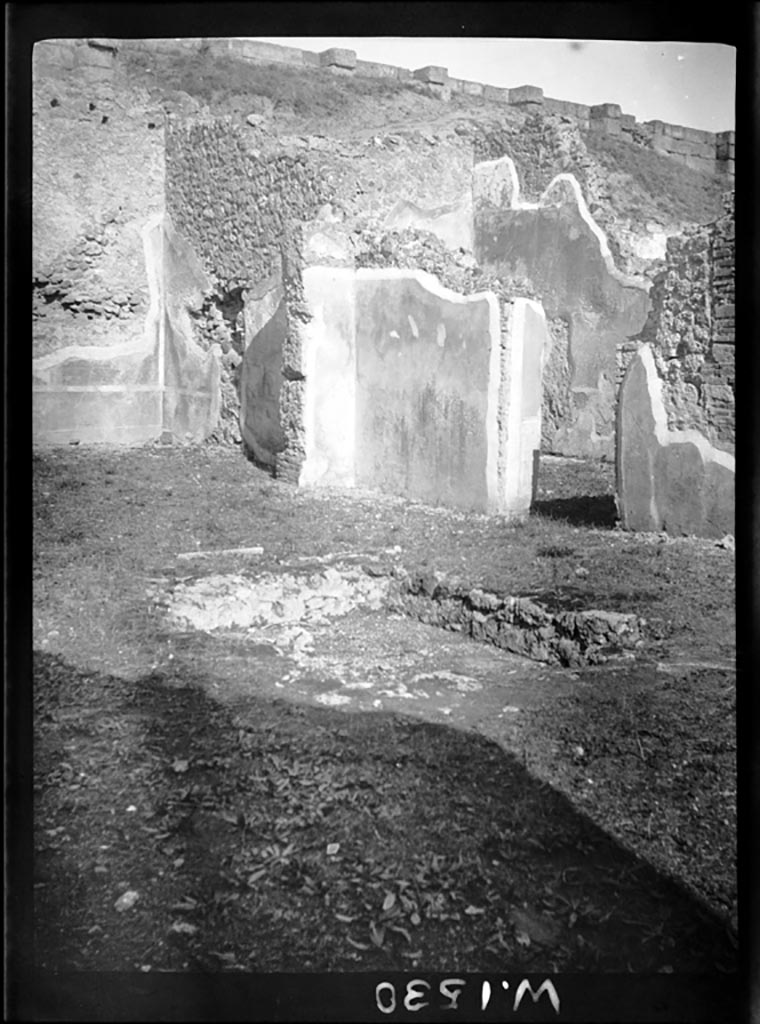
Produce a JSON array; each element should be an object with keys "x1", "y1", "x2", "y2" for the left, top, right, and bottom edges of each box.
[
  {"x1": 382, "y1": 891, "x2": 396, "y2": 912},
  {"x1": 516, "y1": 930, "x2": 531, "y2": 947},
  {"x1": 335, "y1": 913, "x2": 356, "y2": 924},
  {"x1": 369, "y1": 922, "x2": 386, "y2": 947},
  {"x1": 247, "y1": 868, "x2": 267, "y2": 885},
  {"x1": 172, "y1": 759, "x2": 189, "y2": 774},
  {"x1": 465, "y1": 905, "x2": 486, "y2": 916},
  {"x1": 326, "y1": 843, "x2": 340, "y2": 856},
  {"x1": 346, "y1": 937, "x2": 370, "y2": 951}
]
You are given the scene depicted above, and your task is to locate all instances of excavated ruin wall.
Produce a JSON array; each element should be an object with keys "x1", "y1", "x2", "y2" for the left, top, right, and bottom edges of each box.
[
  {"x1": 628, "y1": 192, "x2": 735, "y2": 453},
  {"x1": 32, "y1": 41, "x2": 165, "y2": 361},
  {"x1": 316, "y1": 135, "x2": 474, "y2": 235},
  {"x1": 163, "y1": 120, "x2": 331, "y2": 444},
  {"x1": 472, "y1": 158, "x2": 651, "y2": 460}
]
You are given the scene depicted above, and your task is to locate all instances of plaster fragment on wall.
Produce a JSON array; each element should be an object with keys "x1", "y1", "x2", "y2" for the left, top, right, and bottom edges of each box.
[
  {"x1": 437, "y1": 323, "x2": 447, "y2": 347},
  {"x1": 407, "y1": 314, "x2": 420, "y2": 338}
]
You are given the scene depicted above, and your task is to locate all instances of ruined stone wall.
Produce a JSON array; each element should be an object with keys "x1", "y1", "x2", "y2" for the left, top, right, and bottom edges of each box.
[
  {"x1": 318, "y1": 135, "x2": 474, "y2": 234},
  {"x1": 165, "y1": 120, "x2": 330, "y2": 291},
  {"x1": 32, "y1": 39, "x2": 165, "y2": 360},
  {"x1": 163, "y1": 121, "x2": 332, "y2": 441},
  {"x1": 634, "y1": 192, "x2": 735, "y2": 453},
  {"x1": 705, "y1": 193, "x2": 736, "y2": 444}
]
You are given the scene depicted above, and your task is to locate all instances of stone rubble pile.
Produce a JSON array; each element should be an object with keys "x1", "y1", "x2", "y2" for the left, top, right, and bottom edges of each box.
[{"x1": 156, "y1": 566, "x2": 390, "y2": 633}]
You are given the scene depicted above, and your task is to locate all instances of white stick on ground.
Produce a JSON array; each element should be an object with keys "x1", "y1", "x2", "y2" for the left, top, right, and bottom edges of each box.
[{"x1": 176, "y1": 546, "x2": 264, "y2": 561}]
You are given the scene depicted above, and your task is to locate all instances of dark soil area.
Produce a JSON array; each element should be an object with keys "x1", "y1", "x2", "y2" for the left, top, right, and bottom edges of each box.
[{"x1": 30, "y1": 443, "x2": 737, "y2": 978}]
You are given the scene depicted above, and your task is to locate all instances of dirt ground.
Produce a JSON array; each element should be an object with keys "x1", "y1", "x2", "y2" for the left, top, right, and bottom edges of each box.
[{"x1": 30, "y1": 443, "x2": 736, "y2": 981}]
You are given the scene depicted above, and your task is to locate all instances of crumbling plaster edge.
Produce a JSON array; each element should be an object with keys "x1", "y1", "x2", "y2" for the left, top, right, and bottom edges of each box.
[
  {"x1": 473, "y1": 155, "x2": 650, "y2": 294},
  {"x1": 32, "y1": 212, "x2": 166, "y2": 375},
  {"x1": 635, "y1": 343, "x2": 735, "y2": 472},
  {"x1": 353, "y1": 265, "x2": 496, "y2": 306}
]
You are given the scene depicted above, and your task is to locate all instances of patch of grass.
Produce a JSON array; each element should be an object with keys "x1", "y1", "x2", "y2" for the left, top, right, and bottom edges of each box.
[
  {"x1": 582, "y1": 131, "x2": 726, "y2": 225},
  {"x1": 122, "y1": 48, "x2": 410, "y2": 120},
  {"x1": 31, "y1": 444, "x2": 736, "y2": 974},
  {"x1": 32, "y1": 445, "x2": 735, "y2": 671}
]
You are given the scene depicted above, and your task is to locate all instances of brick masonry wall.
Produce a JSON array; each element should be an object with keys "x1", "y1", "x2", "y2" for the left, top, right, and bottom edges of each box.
[{"x1": 625, "y1": 192, "x2": 735, "y2": 452}]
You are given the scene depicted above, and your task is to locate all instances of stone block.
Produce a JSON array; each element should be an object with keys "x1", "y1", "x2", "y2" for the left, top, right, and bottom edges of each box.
[
  {"x1": 715, "y1": 303, "x2": 735, "y2": 319},
  {"x1": 455, "y1": 79, "x2": 484, "y2": 97},
  {"x1": 355, "y1": 59, "x2": 400, "y2": 79},
  {"x1": 483, "y1": 84, "x2": 509, "y2": 103},
  {"x1": 620, "y1": 113, "x2": 636, "y2": 130},
  {"x1": 591, "y1": 102, "x2": 622, "y2": 119},
  {"x1": 712, "y1": 344, "x2": 735, "y2": 364},
  {"x1": 616, "y1": 343, "x2": 734, "y2": 537},
  {"x1": 320, "y1": 47, "x2": 357, "y2": 70},
  {"x1": 413, "y1": 65, "x2": 448, "y2": 85},
  {"x1": 588, "y1": 117, "x2": 621, "y2": 134},
  {"x1": 509, "y1": 84, "x2": 544, "y2": 105}
]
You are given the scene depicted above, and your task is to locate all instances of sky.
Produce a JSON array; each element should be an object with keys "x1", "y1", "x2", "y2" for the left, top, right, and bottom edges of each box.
[{"x1": 248, "y1": 38, "x2": 735, "y2": 133}]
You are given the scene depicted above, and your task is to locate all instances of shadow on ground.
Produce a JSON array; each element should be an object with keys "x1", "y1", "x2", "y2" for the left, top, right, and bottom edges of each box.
[
  {"x1": 531, "y1": 495, "x2": 618, "y2": 529},
  {"x1": 33, "y1": 651, "x2": 735, "y2": 981}
]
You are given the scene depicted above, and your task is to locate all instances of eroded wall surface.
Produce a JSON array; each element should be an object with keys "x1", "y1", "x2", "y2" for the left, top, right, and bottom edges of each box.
[
  {"x1": 473, "y1": 157, "x2": 651, "y2": 459},
  {"x1": 354, "y1": 269, "x2": 499, "y2": 511},
  {"x1": 32, "y1": 41, "x2": 224, "y2": 444},
  {"x1": 247, "y1": 265, "x2": 548, "y2": 515},
  {"x1": 627, "y1": 192, "x2": 735, "y2": 454},
  {"x1": 300, "y1": 267, "x2": 357, "y2": 488},
  {"x1": 616, "y1": 344, "x2": 734, "y2": 538},
  {"x1": 33, "y1": 213, "x2": 222, "y2": 444},
  {"x1": 382, "y1": 196, "x2": 473, "y2": 252},
  {"x1": 33, "y1": 40, "x2": 165, "y2": 364},
  {"x1": 240, "y1": 278, "x2": 287, "y2": 464}
]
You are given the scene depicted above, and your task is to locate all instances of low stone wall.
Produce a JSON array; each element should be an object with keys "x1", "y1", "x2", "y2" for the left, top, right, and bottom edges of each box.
[
  {"x1": 616, "y1": 344, "x2": 734, "y2": 538},
  {"x1": 385, "y1": 568, "x2": 643, "y2": 667}
]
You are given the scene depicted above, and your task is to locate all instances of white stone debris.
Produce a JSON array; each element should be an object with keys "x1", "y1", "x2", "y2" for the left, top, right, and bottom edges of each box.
[{"x1": 158, "y1": 567, "x2": 390, "y2": 634}]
